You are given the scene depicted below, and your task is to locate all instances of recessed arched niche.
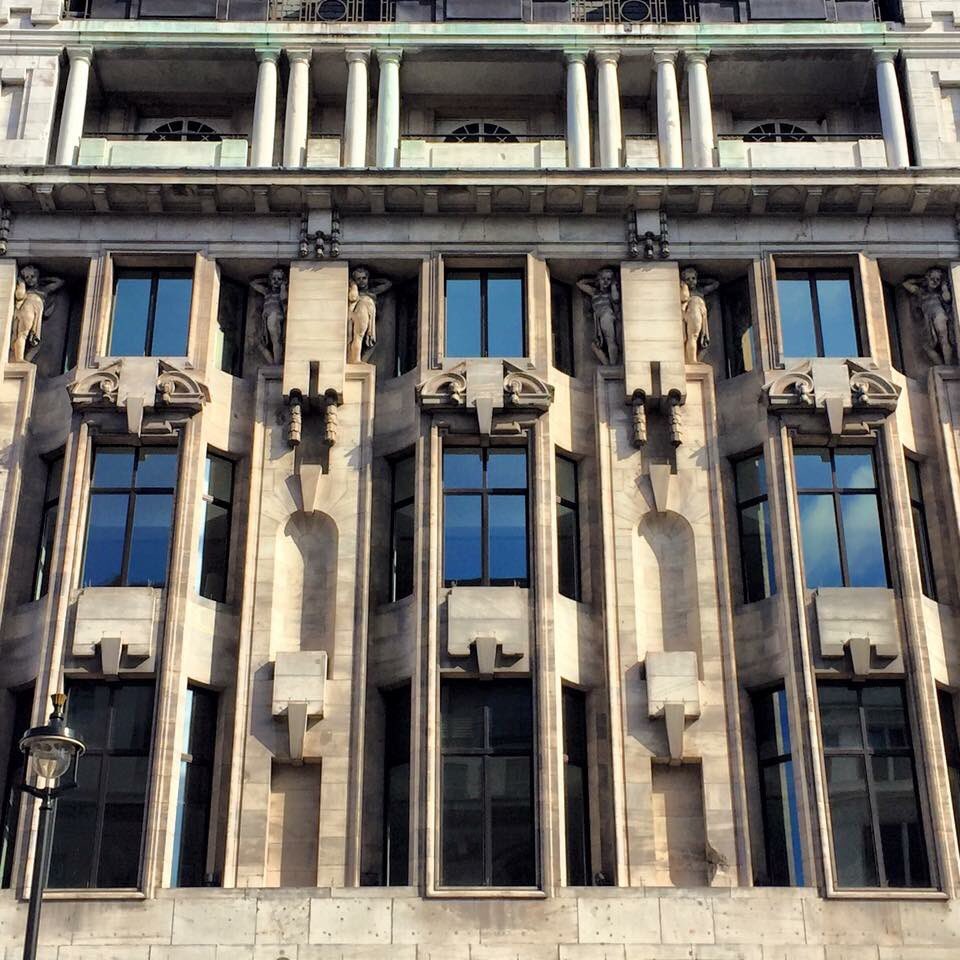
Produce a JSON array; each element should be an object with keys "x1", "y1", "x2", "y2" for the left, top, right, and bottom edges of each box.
[
  {"x1": 634, "y1": 511, "x2": 702, "y2": 665},
  {"x1": 271, "y1": 511, "x2": 338, "y2": 661}
]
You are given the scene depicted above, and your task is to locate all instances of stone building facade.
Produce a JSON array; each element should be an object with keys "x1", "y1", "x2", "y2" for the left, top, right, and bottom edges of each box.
[{"x1": 0, "y1": 0, "x2": 959, "y2": 957}]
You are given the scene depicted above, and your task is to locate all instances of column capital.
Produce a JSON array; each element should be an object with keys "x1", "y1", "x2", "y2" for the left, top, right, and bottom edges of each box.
[
  {"x1": 594, "y1": 49, "x2": 621, "y2": 66},
  {"x1": 376, "y1": 48, "x2": 403, "y2": 66},
  {"x1": 653, "y1": 49, "x2": 679, "y2": 66},
  {"x1": 563, "y1": 49, "x2": 589, "y2": 65},
  {"x1": 873, "y1": 48, "x2": 900, "y2": 65},
  {"x1": 66, "y1": 45, "x2": 94, "y2": 65},
  {"x1": 685, "y1": 49, "x2": 710, "y2": 66},
  {"x1": 345, "y1": 48, "x2": 372, "y2": 65},
  {"x1": 285, "y1": 48, "x2": 313, "y2": 65},
  {"x1": 255, "y1": 48, "x2": 281, "y2": 64}
]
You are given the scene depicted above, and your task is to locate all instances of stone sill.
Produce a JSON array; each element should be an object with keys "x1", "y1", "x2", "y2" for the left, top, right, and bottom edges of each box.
[
  {"x1": 426, "y1": 887, "x2": 546, "y2": 899},
  {"x1": 823, "y1": 887, "x2": 948, "y2": 900},
  {"x1": 40, "y1": 889, "x2": 145, "y2": 900}
]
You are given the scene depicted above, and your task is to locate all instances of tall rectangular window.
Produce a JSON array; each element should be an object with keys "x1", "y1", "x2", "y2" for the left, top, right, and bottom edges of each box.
[
  {"x1": 172, "y1": 686, "x2": 217, "y2": 887},
  {"x1": 795, "y1": 447, "x2": 888, "y2": 589},
  {"x1": 390, "y1": 454, "x2": 415, "y2": 601},
  {"x1": 82, "y1": 446, "x2": 178, "y2": 589},
  {"x1": 562, "y1": 687, "x2": 590, "y2": 886},
  {"x1": 556, "y1": 454, "x2": 581, "y2": 601},
  {"x1": 906, "y1": 458, "x2": 936, "y2": 600},
  {"x1": 440, "y1": 680, "x2": 535, "y2": 888},
  {"x1": 721, "y1": 276, "x2": 754, "y2": 379},
  {"x1": 382, "y1": 685, "x2": 410, "y2": 886},
  {"x1": 937, "y1": 688, "x2": 960, "y2": 847},
  {"x1": 443, "y1": 448, "x2": 528, "y2": 587},
  {"x1": 32, "y1": 453, "x2": 63, "y2": 600},
  {"x1": 50, "y1": 681, "x2": 155, "y2": 889},
  {"x1": 551, "y1": 278, "x2": 574, "y2": 376},
  {"x1": 777, "y1": 269, "x2": 860, "y2": 359},
  {"x1": 0, "y1": 687, "x2": 33, "y2": 888},
  {"x1": 216, "y1": 277, "x2": 246, "y2": 377},
  {"x1": 197, "y1": 453, "x2": 233, "y2": 603},
  {"x1": 818, "y1": 682, "x2": 929, "y2": 889},
  {"x1": 395, "y1": 276, "x2": 419, "y2": 377},
  {"x1": 733, "y1": 452, "x2": 776, "y2": 603},
  {"x1": 445, "y1": 270, "x2": 524, "y2": 358},
  {"x1": 751, "y1": 686, "x2": 803, "y2": 886},
  {"x1": 109, "y1": 270, "x2": 193, "y2": 357}
]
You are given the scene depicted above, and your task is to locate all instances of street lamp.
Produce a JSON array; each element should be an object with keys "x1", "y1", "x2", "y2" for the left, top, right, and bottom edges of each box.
[{"x1": 18, "y1": 693, "x2": 84, "y2": 960}]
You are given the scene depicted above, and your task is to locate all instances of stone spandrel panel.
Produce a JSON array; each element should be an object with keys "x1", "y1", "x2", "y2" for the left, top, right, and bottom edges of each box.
[{"x1": 0, "y1": 56, "x2": 60, "y2": 166}]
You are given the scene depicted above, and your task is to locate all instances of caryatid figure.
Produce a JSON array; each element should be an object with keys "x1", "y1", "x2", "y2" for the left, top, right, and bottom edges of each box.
[
  {"x1": 250, "y1": 266, "x2": 288, "y2": 366},
  {"x1": 903, "y1": 267, "x2": 955, "y2": 366},
  {"x1": 347, "y1": 266, "x2": 391, "y2": 364},
  {"x1": 679, "y1": 266, "x2": 719, "y2": 363},
  {"x1": 578, "y1": 266, "x2": 622, "y2": 366},
  {"x1": 10, "y1": 265, "x2": 63, "y2": 363}
]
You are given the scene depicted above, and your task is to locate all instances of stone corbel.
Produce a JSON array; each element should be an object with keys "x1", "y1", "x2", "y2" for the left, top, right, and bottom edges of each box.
[
  {"x1": 815, "y1": 587, "x2": 902, "y2": 676},
  {"x1": 70, "y1": 587, "x2": 159, "y2": 671},
  {"x1": 646, "y1": 651, "x2": 701, "y2": 762},
  {"x1": 626, "y1": 362, "x2": 686, "y2": 450},
  {"x1": 272, "y1": 651, "x2": 327, "y2": 763},
  {"x1": 446, "y1": 587, "x2": 529, "y2": 677}
]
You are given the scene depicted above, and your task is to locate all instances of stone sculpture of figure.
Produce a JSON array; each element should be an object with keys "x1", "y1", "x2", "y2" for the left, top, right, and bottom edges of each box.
[
  {"x1": 679, "y1": 266, "x2": 719, "y2": 363},
  {"x1": 578, "y1": 267, "x2": 622, "y2": 366},
  {"x1": 10, "y1": 265, "x2": 63, "y2": 363},
  {"x1": 347, "y1": 266, "x2": 391, "y2": 364},
  {"x1": 903, "y1": 267, "x2": 955, "y2": 365},
  {"x1": 250, "y1": 266, "x2": 288, "y2": 366}
]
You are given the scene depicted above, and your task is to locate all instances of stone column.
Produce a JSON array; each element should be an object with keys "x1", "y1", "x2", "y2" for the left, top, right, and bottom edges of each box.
[
  {"x1": 344, "y1": 49, "x2": 371, "y2": 169},
  {"x1": 54, "y1": 46, "x2": 93, "y2": 166},
  {"x1": 874, "y1": 49, "x2": 910, "y2": 169},
  {"x1": 596, "y1": 50, "x2": 623, "y2": 168},
  {"x1": 250, "y1": 49, "x2": 280, "y2": 168},
  {"x1": 654, "y1": 49, "x2": 682, "y2": 169},
  {"x1": 375, "y1": 49, "x2": 402, "y2": 169},
  {"x1": 283, "y1": 48, "x2": 311, "y2": 169},
  {"x1": 686, "y1": 50, "x2": 715, "y2": 169},
  {"x1": 565, "y1": 50, "x2": 591, "y2": 170}
]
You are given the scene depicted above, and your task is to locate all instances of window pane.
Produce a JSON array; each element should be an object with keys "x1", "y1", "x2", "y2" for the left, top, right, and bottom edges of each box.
[
  {"x1": 127, "y1": 493, "x2": 173, "y2": 587},
  {"x1": 558, "y1": 503, "x2": 580, "y2": 600},
  {"x1": 444, "y1": 495, "x2": 482, "y2": 584},
  {"x1": 385, "y1": 763, "x2": 410, "y2": 885},
  {"x1": 863, "y1": 685, "x2": 909, "y2": 751},
  {"x1": 136, "y1": 449, "x2": 178, "y2": 489},
  {"x1": 446, "y1": 276, "x2": 482, "y2": 357},
  {"x1": 488, "y1": 756, "x2": 536, "y2": 886},
  {"x1": 393, "y1": 456, "x2": 414, "y2": 504},
  {"x1": 488, "y1": 495, "x2": 527, "y2": 583},
  {"x1": 206, "y1": 455, "x2": 233, "y2": 503},
  {"x1": 441, "y1": 683, "x2": 486, "y2": 751},
  {"x1": 100, "y1": 756, "x2": 149, "y2": 887},
  {"x1": 0, "y1": 689, "x2": 33, "y2": 888},
  {"x1": 839, "y1": 494, "x2": 887, "y2": 587},
  {"x1": 551, "y1": 279, "x2": 574, "y2": 376},
  {"x1": 817, "y1": 278, "x2": 858, "y2": 357},
  {"x1": 872, "y1": 755, "x2": 929, "y2": 887},
  {"x1": 444, "y1": 450, "x2": 483, "y2": 490},
  {"x1": 825, "y1": 755, "x2": 878, "y2": 887},
  {"x1": 794, "y1": 449, "x2": 832, "y2": 489},
  {"x1": 441, "y1": 756, "x2": 484, "y2": 886},
  {"x1": 48, "y1": 754, "x2": 102, "y2": 888},
  {"x1": 93, "y1": 448, "x2": 135, "y2": 488},
  {"x1": 755, "y1": 688, "x2": 792, "y2": 762},
  {"x1": 66, "y1": 683, "x2": 110, "y2": 750},
  {"x1": 198, "y1": 502, "x2": 229, "y2": 602},
  {"x1": 778, "y1": 278, "x2": 817, "y2": 357},
  {"x1": 110, "y1": 277, "x2": 151, "y2": 356},
  {"x1": 110, "y1": 684, "x2": 155, "y2": 751},
  {"x1": 834, "y1": 450, "x2": 875, "y2": 489},
  {"x1": 557, "y1": 456, "x2": 577, "y2": 504},
  {"x1": 906, "y1": 459, "x2": 922, "y2": 502},
  {"x1": 488, "y1": 683, "x2": 533, "y2": 751},
  {"x1": 798, "y1": 494, "x2": 843, "y2": 588},
  {"x1": 487, "y1": 450, "x2": 526, "y2": 489},
  {"x1": 735, "y1": 454, "x2": 767, "y2": 503},
  {"x1": 392, "y1": 502, "x2": 415, "y2": 601},
  {"x1": 151, "y1": 276, "x2": 192, "y2": 356},
  {"x1": 563, "y1": 687, "x2": 590, "y2": 887},
  {"x1": 819, "y1": 685, "x2": 863, "y2": 749},
  {"x1": 761, "y1": 760, "x2": 804, "y2": 886},
  {"x1": 487, "y1": 276, "x2": 524, "y2": 357},
  {"x1": 83, "y1": 493, "x2": 129, "y2": 587},
  {"x1": 740, "y1": 501, "x2": 776, "y2": 603},
  {"x1": 34, "y1": 503, "x2": 58, "y2": 599}
]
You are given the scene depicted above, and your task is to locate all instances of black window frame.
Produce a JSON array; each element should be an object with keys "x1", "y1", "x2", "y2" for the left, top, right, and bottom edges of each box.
[
  {"x1": 81, "y1": 444, "x2": 179, "y2": 589},
  {"x1": 444, "y1": 269, "x2": 526, "y2": 359},
  {"x1": 381, "y1": 684, "x2": 411, "y2": 886},
  {"x1": 937, "y1": 687, "x2": 960, "y2": 849},
  {"x1": 562, "y1": 685, "x2": 590, "y2": 886},
  {"x1": 732, "y1": 450, "x2": 777, "y2": 604},
  {"x1": 556, "y1": 452, "x2": 581, "y2": 601},
  {"x1": 442, "y1": 446, "x2": 530, "y2": 588},
  {"x1": 394, "y1": 275, "x2": 420, "y2": 377},
  {"x1": 109, "y1": 268, "x2": 193, "y2": 357},
  {"x1": 818, "y1": 681, "x2": 931, "y2": 890},
  {"x1": 32, "y1": 451, "x2": 64, "y2": 601},
  {"x1": 906, "y1": 456, "x2": 937, "y2": 601},
  {"x1": 794, "y1": 445, "x2": 890, "y2": 589},
  {"x1": 551, "y1": 277, "x2": 575, "y2": 377},
  {"x1": 0, "y1": 686, "x2": 34, "y2": 888},
  {"x1": 389, "y1": 452, "x2": 415, "y2": 602},
  {"x1": 216, "y1": 275, "x2": 247, "y2": 378},
  {"x1": 776, "y1": 267, "x2": 862, "y2": 359},
  {"x1": 198, "y1": 451, "x2": 234, "y2": 604}
]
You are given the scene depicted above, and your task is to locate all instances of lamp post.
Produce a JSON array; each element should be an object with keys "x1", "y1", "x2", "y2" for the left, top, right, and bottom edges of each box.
[{"x1": 18, "y1": 693, "x2": 84, "y2": 960}]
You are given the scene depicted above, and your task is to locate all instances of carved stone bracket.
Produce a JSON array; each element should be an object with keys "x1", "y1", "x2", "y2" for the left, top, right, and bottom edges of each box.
[
  {"x1": 646, "y1": 651, "x2": 701, "y2": 762},
  {"x1": 815, "y1": 587, "x2": 902, "y2": 676},
  {"x1": 764, "y1": 359, "x2": 899, "y2": 438},
  {"x1": 418, "y1": 360, "x2": 552, "y2": 436},
  {"x1": 272, "y1": 651, "x2": 327, "y2": 764},
  {"x1": 446, "y1": 587, "x2": 529, "y2": 678},
  {"x1": 69, "y1": 587, "x2": 159, "y2": 673},
  {"x1": 69, "y1": 358, "x2": 208, "y2": 435},
  {"x1": 628, "y1": 385, "x2": 684, "y2": 450}
]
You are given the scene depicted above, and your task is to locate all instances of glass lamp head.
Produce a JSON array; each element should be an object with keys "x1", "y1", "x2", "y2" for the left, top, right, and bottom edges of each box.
[{"x1": 19, "y1": 693, "x2": 85, "y2": 786}]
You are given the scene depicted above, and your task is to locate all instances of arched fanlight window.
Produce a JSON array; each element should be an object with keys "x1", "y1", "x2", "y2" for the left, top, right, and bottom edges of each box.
[
  {"x1": 146, "y1": 120, "x2": 221, "y2": 143},
  {"x1": 744, "y1": 122, "x2": 815, "y2": 144},
  {"x1": 444, "y1": 122, "x2": 519, "y2": 144}
]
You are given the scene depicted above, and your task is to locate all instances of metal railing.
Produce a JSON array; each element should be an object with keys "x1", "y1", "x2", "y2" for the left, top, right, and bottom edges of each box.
[
  {"x1": 717, "y1": 132, "x2": 884, "y2": 142},
  {"x1": 571, "y1": 0, "x2": 698, "y2": 22},
  {"x1": 266, "y1": 0, "x2": 394, "y2": 19}
]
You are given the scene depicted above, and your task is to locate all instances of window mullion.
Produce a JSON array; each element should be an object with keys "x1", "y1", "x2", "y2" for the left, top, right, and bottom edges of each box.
[
  {"x1": 145, "y1": 273, "x2": 159, "y2": 356},
  {"x1": 858, "y1": 695, "x2": 888, "y2": 887},
  {"x1": 810, "y1": 276, "x2": 826, "y2": 358},
  {"x1": 121, "y1": 486, "x2": 137, "y2": 586},
  {"x1": 480, "y1": 273, "x2": 489, "y2": 358}
]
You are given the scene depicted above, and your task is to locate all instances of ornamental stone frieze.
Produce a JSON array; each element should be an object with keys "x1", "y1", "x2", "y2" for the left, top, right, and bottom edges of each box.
[
  {"x1": 763, "y1": 359, "x2": 899, "y2": 437},
  {"x1": 68, "y1": 357, "x2": 209, "y2": 436},
  {"x1": 416, "y1": 359, "x2": 553, "y2": 435}
]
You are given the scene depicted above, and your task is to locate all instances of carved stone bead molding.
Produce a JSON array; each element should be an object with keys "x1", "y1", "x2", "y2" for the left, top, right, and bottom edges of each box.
[
  {"x1": 417, "y1": 359, "x2": 553, "y2": 436},
  {"x1": 69, "y1": 358, "x2": 209, "y2": 436},
  {"x1": 764, "y1": 359, "x2": 900, "y2": 438}
]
